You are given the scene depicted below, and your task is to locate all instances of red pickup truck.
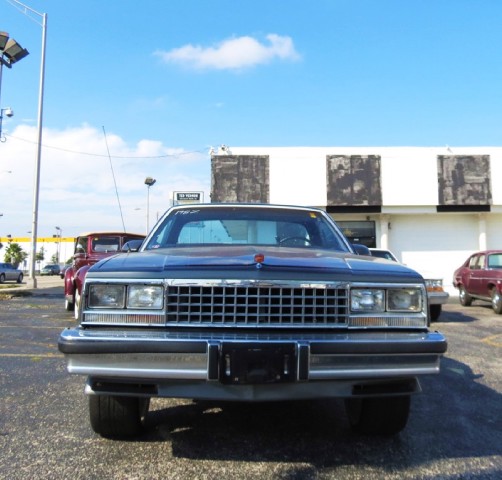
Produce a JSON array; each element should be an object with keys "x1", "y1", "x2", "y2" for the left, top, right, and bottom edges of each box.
[{"x1": 64, "y1": 232, "x2": 145, "y2": 318}]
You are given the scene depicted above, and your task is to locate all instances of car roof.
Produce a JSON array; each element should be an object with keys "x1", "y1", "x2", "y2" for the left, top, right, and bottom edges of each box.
[
  {"x1": 168, "y1": 203, "x2": 325, "y2": 212},
  {"x1": 470, "y1": 250, "x2": 502, "y2": 255},
  {"x1": 75, "y1": 232, "x2": 145, "y2": 237}
]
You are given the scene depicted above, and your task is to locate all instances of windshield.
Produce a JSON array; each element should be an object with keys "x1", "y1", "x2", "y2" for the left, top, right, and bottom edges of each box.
[{"x1": 143, "y1": 206, "x2": 351, "y2": 252}]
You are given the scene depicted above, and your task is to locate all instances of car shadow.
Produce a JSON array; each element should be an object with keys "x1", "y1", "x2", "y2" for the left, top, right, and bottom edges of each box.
[
  {"x1": 437, "y1": 309, "x2": 478, "y2": 324},
  {"x1": 129, "y1": 356, "x2": 501, "y2": 474}
]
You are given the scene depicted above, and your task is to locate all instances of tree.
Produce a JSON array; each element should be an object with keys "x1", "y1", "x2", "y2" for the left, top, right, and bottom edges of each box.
[
  {"x1": 35, "y1": 247, "x2": 45, "y2": 269},
  {"x1": 3, "y1": 243, "x2": 28, "y2": 269}
]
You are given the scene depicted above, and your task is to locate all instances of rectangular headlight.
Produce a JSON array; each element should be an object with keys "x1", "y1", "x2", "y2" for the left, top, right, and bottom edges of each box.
[
  {"x1": 351, "y1": 289, "x2": 385, "y2": 312},
  {"x1": 88, "y1": 284, "x2": 126, "y2": 308},
  {"x1": 127, "y1": 285, "x2": 164, "y2": 309},
  {"x1": 387, "y1": 288, "x2": 422, "y2": 312}
]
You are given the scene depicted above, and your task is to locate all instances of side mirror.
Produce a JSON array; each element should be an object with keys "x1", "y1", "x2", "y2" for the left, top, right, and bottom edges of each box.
[
  {"x1": 122, "y1": 239, "x2": 143, "y2": 252},
  {"x1": 352, "y1": 244, "x2": 371, "y2": 256}
]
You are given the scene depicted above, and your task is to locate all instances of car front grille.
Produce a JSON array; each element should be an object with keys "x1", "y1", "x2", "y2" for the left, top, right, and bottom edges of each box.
[{"x1": 165, "y1": 284, "x2": 349, "y2": 327}]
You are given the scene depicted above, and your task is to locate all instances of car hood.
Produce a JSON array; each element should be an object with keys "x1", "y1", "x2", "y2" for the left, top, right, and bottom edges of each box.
[{"x1": 88, "y1": 245, "x2": 423, "y2": 283}]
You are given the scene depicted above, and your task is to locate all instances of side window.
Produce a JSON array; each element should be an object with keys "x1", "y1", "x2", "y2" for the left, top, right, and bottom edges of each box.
[
  {"x1": 477, "y1": 255, "x2": 486, "y2": 269},
  {"x1": 75, "y1": 237, "x2": 88, "y2": 254},
  {"x1": 488, "y1": 254, "x2": 502, "y2": 268}
]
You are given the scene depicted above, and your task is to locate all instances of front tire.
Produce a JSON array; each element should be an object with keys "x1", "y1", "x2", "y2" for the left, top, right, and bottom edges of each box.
[
  {"x1": 345, "y1": 395, "x2": 410, "y2": 435},
  {"x1": 65, "y1": 296, "x2": 74, "y2": 312},
  {"x1": 0, "y1": 273, "x2": 5, "y2": 284},
  {"x1": 491, "y1": 289, "x2": 502, "y2": 314},
  {"x1": 74, "y1": 289, "x2": 81, "y2": 320},
  {"x1": 429, "y1": 304, "x2": 441, "y2": 322},
  {"x1": 459, "y1": 286, "x2": 473, "y2": 306},
  {"x1": 89, "y1": 395, "x2": 149, "y2": 438}
]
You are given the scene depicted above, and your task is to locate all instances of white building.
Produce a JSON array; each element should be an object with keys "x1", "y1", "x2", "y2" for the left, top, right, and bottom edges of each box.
[
  {"x1": 0, "y1": 236, "x2": 74, "y2": 271},
  {"x1": 211, "y1": 146, "x2": 502, "y2": 294}
]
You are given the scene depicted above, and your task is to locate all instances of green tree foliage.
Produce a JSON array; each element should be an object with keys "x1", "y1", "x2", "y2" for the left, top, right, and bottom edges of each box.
[
  {"x1": 3, "y1": 243, "x2": 28, "y2": 268},
  {"x1": 35, "y1": 246, "x2": 45, "y2": 267}
]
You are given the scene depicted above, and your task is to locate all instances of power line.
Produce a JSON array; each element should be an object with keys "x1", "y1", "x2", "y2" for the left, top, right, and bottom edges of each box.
[{"x1": 4, "y1": 132, "x2": 208, "y2": 159}]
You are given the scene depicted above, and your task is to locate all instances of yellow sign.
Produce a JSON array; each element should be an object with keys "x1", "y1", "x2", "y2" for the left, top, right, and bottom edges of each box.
[{"x1": 0, "y1": 237, "x2": 75, "y2": 243}]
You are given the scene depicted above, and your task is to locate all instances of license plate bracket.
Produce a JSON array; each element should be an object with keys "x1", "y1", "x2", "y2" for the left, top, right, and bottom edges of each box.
[{"x1": 220, "y1": 343, "x2": 297, "y2": 384}]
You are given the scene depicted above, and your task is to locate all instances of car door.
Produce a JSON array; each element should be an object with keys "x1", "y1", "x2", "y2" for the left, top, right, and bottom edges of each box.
[
  {"x1": 5, "y1": 264, "x2": 16, "y2": 281},
  {"x1": 467, "y1": 253, "x2": 487, "y2": 297},
  {"x1": 481, "y1": 252, "x2": 502, "y2": 296}
]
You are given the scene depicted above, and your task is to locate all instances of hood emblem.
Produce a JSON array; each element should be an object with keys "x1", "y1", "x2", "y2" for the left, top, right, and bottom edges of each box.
[{"x1": 254, "y1": 253, "x2": 265, "y2": 269}]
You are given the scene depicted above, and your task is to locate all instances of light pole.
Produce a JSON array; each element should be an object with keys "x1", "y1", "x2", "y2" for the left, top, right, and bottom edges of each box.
[
  {"x1": 0, "y1": 31, "x2": 29, "y2": 141},
  {"x1": 144, "y1": 177, "x2": 156, "y2": 233},
  {"x1": 7, "y1": 1, "x2": 48, "y2": 288},
  {"x1": 55, "y1": 226, "x2": 62, "y2": 264}
]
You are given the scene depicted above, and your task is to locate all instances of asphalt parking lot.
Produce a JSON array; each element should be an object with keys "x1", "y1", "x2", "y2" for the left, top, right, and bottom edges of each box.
[{"x1": 0, "y1": 278, "x2": 500, "y2": 479}]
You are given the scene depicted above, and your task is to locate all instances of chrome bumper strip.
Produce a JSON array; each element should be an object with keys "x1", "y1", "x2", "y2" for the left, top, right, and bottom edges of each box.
[{"x1": 60, "y1": 328, "x2": 446, "y2": 381}]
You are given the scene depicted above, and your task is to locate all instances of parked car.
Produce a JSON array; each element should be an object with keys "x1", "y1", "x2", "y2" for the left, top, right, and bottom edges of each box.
[
  {"x1": 58, "y1": 204, "x2": 447, "y2": 438},
  {"x1": 63, "y1": 232, "x2": 145, "y2": 318},
  {"x1": 369, "y1": 248, "x2": 449, "y2": 322},
  {"x1": 453, "y1": 250, "x2": 502, "y2": 313},
  {"x1": 41, "y1": 264, "x2": 61, "y2": 276},
  {"x1": 0, "y1": 262, "x2": 23, "y2": 284}
]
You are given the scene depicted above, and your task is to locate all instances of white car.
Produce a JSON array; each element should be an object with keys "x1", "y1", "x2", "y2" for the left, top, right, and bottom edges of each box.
[{"x1": 369, "y1": 248, "x2": 449, "y2": 322}]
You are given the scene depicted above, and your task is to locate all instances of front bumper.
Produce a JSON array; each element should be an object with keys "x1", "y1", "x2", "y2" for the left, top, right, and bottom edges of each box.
[
  {"x1": 59, "y1": 328, "x2": 447, "y2": 401},
  {"x1": 427, "y1": 290, "x2": 450, "y2": 306}
]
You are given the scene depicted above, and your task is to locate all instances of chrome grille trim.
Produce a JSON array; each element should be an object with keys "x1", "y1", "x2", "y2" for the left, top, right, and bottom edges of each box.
[
  {"x1": 83, "y1": 312, "x2": 165, "y2": 325},
  {"x1": 166, "y1": 284, "x2": 349, "y2": 326}
]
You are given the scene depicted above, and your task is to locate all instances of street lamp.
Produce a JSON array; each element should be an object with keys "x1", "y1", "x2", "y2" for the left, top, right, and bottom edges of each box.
[
  {"x1": 0, "y1": 31, "x2": 29, "y2": 67},
  {"x1": 6, "y1": 1, "x2": 49, "y2": 289},
  {"x1": 0, "y1": 31, "x2": 29, "y2": 141},
  {"x1": 144, "y1": 177, "x2": 156, "y2": 233}
]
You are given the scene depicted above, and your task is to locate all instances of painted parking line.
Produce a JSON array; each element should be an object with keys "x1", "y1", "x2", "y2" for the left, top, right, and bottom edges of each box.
[
  {"x1": 0, "y1": 353, "x2": 63, "y2": 358},
  {"x1": 481, "y1": 334, "x2": 502, "y2": 347},
  {"x1": 0, "y1": 325, "x2": 68, "y2": 329}
]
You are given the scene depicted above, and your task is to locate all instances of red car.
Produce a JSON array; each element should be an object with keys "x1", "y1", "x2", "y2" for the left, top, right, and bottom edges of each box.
[
  {"x1": 64, "y1": 232, "x2": 145, "y2": 318},
  {"x1": 453, "y1": 250, "x2": 502, "y2": 313}
]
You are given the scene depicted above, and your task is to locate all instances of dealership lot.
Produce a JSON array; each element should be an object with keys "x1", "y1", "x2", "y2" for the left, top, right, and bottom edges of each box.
[{"x1": 0, "y1": 281, "x2": 500, "y2": 479}]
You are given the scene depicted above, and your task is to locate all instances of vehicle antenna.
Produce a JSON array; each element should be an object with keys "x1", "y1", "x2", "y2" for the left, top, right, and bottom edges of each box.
[{"x1": 102, "y1": 126, "x2": 126, "y2": 232}]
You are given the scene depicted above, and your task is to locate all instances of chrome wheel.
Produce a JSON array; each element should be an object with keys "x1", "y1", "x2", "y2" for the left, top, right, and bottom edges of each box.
[
  {"x1": 459, "y1": 286, "x2": 472, "y2": 306},
  {"x1": 491, "y1": 289, "x2": 502, "y2": 314}
]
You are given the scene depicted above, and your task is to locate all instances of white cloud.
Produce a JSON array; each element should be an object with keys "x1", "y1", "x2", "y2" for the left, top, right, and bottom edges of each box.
[
  {"x1": 156, "y1": 34, "x2": 301, "y2": 71},
  {"x1": 0, "y1": 125, "x2": 210, "y2": 238}
]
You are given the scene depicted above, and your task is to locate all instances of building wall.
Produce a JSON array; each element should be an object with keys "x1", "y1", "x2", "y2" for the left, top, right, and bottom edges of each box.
[
  {"x1": 211, "y1": 146, "x2": 502, "y2": 293},
  {"x1": 0, "y1": 237, "x2": 74, "y2": 271}
]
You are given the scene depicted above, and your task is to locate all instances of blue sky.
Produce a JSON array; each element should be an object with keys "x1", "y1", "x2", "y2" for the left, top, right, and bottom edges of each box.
[{"x1": 1, "y1": 0, "x2": 502, "y2": 239}]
